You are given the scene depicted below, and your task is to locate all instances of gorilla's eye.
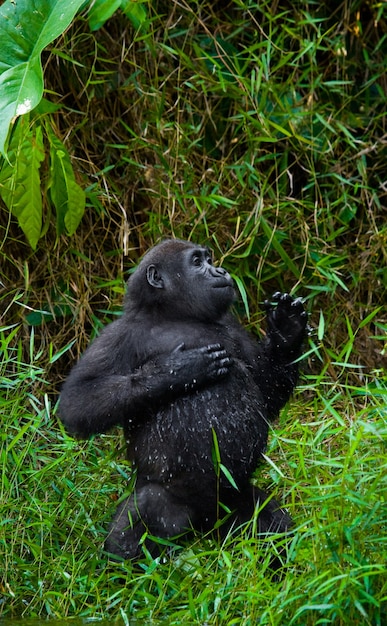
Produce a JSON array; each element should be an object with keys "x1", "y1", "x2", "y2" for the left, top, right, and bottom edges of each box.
[{"x1": 192, "y1": 254, "x2": 202, "y2": 267}]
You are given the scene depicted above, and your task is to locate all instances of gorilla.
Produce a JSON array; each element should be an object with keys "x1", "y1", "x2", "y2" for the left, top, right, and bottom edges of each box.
[{"x1": 58, "y1": 239, "x2": 307, "y2": 562}]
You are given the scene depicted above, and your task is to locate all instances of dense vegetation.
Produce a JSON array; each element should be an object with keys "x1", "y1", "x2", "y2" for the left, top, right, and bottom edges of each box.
[{"x1": 1, "y1": 0, "x2": 386, "y2": 624}]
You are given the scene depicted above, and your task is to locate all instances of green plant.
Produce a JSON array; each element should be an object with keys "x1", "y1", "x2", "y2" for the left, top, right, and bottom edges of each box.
[{"x1": 0, "y1": 0, "x2": 148, "y2": 249}]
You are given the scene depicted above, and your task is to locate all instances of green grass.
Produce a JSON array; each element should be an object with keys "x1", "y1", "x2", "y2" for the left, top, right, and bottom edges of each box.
[
  {"x1": 1, "y1": 325, "x2": 386, "y2": 624},
  {"x1": 1, "y1": 0, "x2": 387, "y2": 624}
]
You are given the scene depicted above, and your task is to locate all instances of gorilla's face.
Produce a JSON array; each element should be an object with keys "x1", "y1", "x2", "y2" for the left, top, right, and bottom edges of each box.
[{"x1": 141, "y1": 240, "x2": 235, "y2": 321}]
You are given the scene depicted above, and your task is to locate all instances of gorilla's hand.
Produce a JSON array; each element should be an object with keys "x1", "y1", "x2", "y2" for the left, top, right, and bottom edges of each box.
[
  {"x1": 161, "y1": 343, "x2": 232, "y2": 391},
  {"x1": 264, "y1": 292, "x2": 308, "y2": 355},
  {"x1": 134, "y1": 343, "x2": 233, "y2": 403}
]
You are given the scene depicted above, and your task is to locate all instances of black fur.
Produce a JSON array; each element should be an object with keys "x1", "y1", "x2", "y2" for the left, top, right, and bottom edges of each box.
[{"x1": 58, "y1": 239, "x2": 307, "y2": 561}]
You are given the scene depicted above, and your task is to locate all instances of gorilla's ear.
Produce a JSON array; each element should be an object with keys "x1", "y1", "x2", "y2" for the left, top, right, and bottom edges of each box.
[{"x1": 146, "y1": 264, "x2": 164, "y2": 289}]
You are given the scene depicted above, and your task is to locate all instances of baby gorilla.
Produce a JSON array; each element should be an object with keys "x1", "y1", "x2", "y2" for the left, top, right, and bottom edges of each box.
[{"x1": 59, "y1": 239, "x2": 307, "y2": 561}]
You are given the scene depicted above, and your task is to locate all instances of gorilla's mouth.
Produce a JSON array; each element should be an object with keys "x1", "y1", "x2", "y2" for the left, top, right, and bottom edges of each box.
[{"x1": 213, "y1": 281, "x2": 233, "y2": 288}]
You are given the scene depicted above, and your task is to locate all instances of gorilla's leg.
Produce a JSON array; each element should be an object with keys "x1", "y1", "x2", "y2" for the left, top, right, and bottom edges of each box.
[
  {"x1": 220, "y1": 484, "x2": 292, "y2": 533},
  {"x1": 105, "y1": 482, "x2": 194, "y2": 560},
  {"x1": 217, "y1": 484, "x2": 292, "y2": 572},
  {"x1": 251, "y1": 486, "x2": 293, "y2": 534}
]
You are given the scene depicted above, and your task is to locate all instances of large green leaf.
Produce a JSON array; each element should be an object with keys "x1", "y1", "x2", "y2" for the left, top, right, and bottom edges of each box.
[
  {"x1": 121, "y1": 0, "x2": 148, "y2": 30},
  {"x1": 88, "y1": 0, "x2": 148, "y2": 32},
  {"x1": 0, "y1": 0, "x2": 85, "y2": 156},
  {"x1": 88, "y1": 0, "x2": 122, "y2": 31},
  {"x1": 0, "y1": 119, "x2": 44, "y2": 249},
  {"x1": 48, "y1": 131, "x2": 85, "y2": 236}
]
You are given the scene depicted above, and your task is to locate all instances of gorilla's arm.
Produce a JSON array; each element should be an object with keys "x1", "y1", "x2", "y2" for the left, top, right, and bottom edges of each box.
[
  {"x1": 253, "y1": 293, "x2": 308, "y2": 418},
  {"x1": 58, "y1": 325, "x2": 231, "y2": 438}
]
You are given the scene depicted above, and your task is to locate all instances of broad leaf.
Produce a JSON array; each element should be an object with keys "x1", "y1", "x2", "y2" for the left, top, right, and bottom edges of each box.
[
  {"x1": 121, "y1": 0, "x2": 148, "y2": 30},
  {"x1": 48, "y1": 131, "x2": 85, "y2": 236},
  {"x1": 0, "y1": 119, "x2": 44, "y2": 249},
  {"x1": 0, "y1": 0, "x2": 85, "y2": 156},
  {"x1": 88, "y1": 0, "x2": 148, "y2": 32},
  {"x1": 89, "y1": 0, "x2": 122, "y2": 31}
]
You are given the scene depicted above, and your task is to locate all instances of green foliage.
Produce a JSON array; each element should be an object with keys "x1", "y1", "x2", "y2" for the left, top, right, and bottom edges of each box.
[
  {"x1": 89, "y1": 0, "x2": 148, "y2": 32},
  {"x1": 1, "y1": 0, "x2": 386, "y2": 624},
  {"x1": 0, "y1": 119, "x2": 44, "y2": 249},
  {"x1": 0, "y1": 0, "x2": 85, "y2": 156},
  {"x1": 0, "y1": 0, "x2": 147, "y2": 248},
  {"x1": 47, "y1": 128, "x2": 86, "y2": 237},
  {"x1": 0, "y1": 111, "x2": 85, "y2": 248},
  {"x1": 0, "y1": 0, "x2": 87, "y2": 248}
]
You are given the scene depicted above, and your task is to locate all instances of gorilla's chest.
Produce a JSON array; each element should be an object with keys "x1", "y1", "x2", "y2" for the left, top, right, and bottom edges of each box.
[
  {"x1": 147, "y1": 321, "x2": 233, "y2": 353},
  {"x1": 132, "y1": 362, "x2": 268, "y2": 483}
]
